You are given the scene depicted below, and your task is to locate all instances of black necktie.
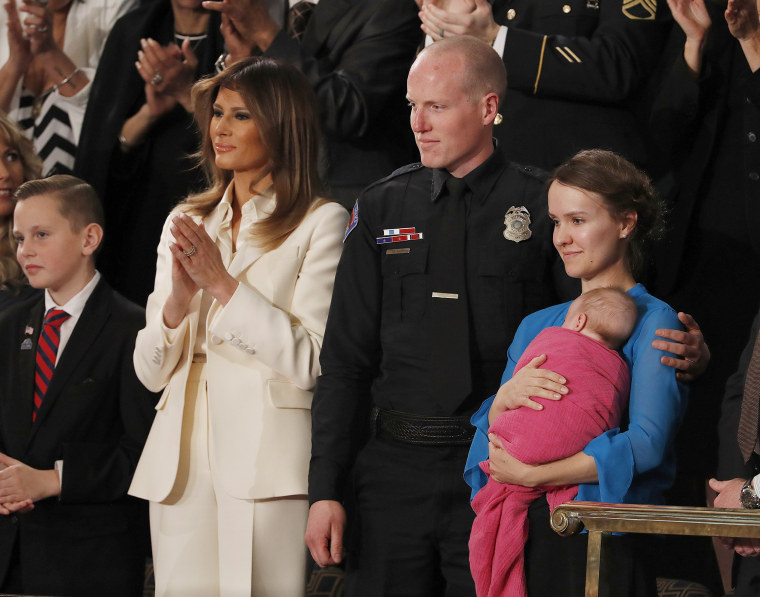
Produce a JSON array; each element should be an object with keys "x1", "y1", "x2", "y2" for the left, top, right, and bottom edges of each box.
[
  {"x1": 426, "y1": 175, "x2": 471, "y2": 414},
  {"x1": 738, "y1": 330, "x2": 760, "y2": 462},
  {"x1": 287, "y1": 1, "x2": 315, "y2": 40}
]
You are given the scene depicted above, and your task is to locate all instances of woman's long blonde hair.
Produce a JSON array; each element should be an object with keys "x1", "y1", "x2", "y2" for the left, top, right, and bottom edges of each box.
[
  {"x1": 1, "y1": 114, "x2": 42, "y2": 293},
  {"x1": 183, "y1": 57, "x2": 324, "y2": 252}
]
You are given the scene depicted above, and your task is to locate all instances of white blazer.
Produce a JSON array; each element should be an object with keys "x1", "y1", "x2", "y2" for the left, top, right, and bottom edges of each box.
[{"x1": 129, "y1": 190, "x2": 348, "y2": 502}]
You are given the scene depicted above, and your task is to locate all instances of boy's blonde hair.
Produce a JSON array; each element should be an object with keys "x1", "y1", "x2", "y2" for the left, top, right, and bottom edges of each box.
[{"x1": 14, "y1": 175, "x2": 104, "y2": 233}]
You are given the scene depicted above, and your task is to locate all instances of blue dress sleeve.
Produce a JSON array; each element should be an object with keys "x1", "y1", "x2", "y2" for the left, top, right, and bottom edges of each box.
[
  {"x1": 465, "y1": 317, "x2": 535, "y2": 500},
  {"x1": 580, "y1": 304, "x2": 688, "y2": 503}
]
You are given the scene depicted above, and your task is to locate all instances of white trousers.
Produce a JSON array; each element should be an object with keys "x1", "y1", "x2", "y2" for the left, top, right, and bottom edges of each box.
[{"x1": 150, "y1": 363, "x2": 309, "y2": 597}]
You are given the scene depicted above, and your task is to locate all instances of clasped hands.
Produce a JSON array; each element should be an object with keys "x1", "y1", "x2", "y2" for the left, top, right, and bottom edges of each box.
[
  {"x1": 135, "y1": 37, "x2": 198, "y2": 115},
  {"x1": 415, "y1": 0, "x2": 500, "y2": 45},
  {"x1": 0, "y1": 452, "x2": 61, "y2": 515},
  {"x1": 202, "y1": 0, "x2": 280, "y2": 58},
  {"x1": 163, "y1": 214, "x2": 238, "y2": 329},
  {"x1": 4, "y1": 0, "x2": 54, "y2": 60},
  {"x1": 709, "y1": 477, "x2": 760, "y2": 557}
]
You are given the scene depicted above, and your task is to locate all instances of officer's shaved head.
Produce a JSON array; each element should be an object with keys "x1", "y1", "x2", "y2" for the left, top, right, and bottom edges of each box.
[{"x1": 417, "y1": 36, "x2": 507, "y2": 106}]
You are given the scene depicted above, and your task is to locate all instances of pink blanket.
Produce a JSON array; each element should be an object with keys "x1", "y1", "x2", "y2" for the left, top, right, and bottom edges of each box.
[{"x1": 469, "y1": 327, "x2": 630, "y2": 597}]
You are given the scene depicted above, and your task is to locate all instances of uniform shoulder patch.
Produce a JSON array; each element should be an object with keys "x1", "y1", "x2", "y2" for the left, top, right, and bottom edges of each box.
[
  {"x1": 344, "y1": 200, "x2": 359, "y2": 242},
  {"x1": 622, "y1": 0, "x2": 656, "y2": 20}
]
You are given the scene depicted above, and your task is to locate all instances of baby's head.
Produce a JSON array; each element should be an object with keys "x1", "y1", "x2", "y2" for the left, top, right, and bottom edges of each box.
[{"x1": 562, "y1": 287, "x2": 638, "y2": 350}]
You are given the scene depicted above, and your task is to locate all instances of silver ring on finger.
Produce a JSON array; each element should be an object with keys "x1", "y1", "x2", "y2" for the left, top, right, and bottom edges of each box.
[
  {"x1": 36, "y1": 24, "x2": 49, "y2": 32},
  {"x1": 183, "y1": 245, "x2": 197, "y2": 258},
  {"x1": 151, "y1": 71, "x2": 164, "y2": 86}
]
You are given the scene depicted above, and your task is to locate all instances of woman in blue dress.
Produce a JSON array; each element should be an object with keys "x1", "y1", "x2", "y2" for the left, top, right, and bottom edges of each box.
[{"x1": 465, "y1": 149, "x2": 689, "y2": 596}]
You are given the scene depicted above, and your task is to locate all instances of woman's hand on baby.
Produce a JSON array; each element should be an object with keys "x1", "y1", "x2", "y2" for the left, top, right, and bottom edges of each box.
[
  {"x1": 653, "y1": 312, "x2": 710, "y2": 383},
  {"x1": 487, "y1": 434, "x2": 539, "y2": 486},
  {"x1": 492, "y1": 354, "x2": 568, "y2": 418}
]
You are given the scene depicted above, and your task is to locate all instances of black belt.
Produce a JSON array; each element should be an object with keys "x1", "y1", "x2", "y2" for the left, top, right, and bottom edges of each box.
[{"x1": 372, "y1": 407, "x2": 475, "y2": 446}]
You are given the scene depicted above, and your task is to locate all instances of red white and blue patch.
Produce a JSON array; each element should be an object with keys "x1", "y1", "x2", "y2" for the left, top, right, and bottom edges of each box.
[
  {"x1": 344, "y1": 201, "x2": 359, "y2": 242},
  {"x1": 376, "y1": 227, "x2": 424, "y2": 245}
]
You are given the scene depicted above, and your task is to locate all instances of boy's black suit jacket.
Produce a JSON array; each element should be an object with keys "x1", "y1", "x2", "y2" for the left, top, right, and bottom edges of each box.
[{"x1": 0, "y1": 277, "x2": 157, "y2": 597}]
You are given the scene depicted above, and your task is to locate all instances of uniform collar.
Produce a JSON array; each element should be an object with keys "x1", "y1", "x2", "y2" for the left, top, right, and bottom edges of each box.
[{"x1": 431, "y1": 141, "x2": 506, "y2": 205}]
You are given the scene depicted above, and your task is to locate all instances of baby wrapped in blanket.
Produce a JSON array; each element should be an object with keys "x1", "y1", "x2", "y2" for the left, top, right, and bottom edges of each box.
[{"x1": 469, "y1": 287, "x2": 638, "y2": 597}]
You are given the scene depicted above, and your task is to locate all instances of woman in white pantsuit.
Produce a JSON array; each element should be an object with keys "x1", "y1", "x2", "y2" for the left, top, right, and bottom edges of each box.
[{"x1": 129, "y1": 57, "x2": 348, "y2": 596}]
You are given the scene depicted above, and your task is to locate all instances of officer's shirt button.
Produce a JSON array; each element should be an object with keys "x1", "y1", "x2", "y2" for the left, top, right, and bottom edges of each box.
[
  {"x1": 562, "y1": 4, "x2": 572, "y2": 13},
  {"x1": 749, "y1": 132, "x2": 757, "y2": 143},
  {"x1": 507, "y1": 8, "x2": 516, "y2": 19},
  {"x1": 750, "y1": 172, "x2": 759, "y2": 181}
]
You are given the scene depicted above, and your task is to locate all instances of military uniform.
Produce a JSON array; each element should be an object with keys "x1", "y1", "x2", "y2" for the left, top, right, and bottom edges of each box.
[
  {"x1": 309, "y1": 147, "x2": 568, "y2": 596},
  {"x1": 490, "y1": 0, "x2": 670, "y2": 170}
]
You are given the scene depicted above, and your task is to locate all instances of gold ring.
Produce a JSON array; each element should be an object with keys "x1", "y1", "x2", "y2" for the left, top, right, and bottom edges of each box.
[{"x1": 183, "y1": 245, "x2": 197, "y2": 257}]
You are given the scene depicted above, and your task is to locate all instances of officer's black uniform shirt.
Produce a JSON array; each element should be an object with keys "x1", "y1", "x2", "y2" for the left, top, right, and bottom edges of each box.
[{"x1": 309, "y1": 146, "x2": 566, "y2": 503}]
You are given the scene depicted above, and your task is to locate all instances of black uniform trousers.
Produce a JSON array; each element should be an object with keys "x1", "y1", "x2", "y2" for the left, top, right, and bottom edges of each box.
[{"x1": 346, "y1": 437, "x2": 475, "y2": 597}]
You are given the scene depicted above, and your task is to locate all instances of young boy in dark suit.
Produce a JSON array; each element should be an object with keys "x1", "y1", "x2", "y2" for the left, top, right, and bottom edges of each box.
[{"x1": 0, "y1": 175, "x2": 157, "y2": 597}]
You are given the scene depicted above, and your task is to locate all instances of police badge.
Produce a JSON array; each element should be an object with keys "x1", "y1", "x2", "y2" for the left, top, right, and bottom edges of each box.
[{"x1": 503, "y1": 206, "x2": 532, "y2": 242}]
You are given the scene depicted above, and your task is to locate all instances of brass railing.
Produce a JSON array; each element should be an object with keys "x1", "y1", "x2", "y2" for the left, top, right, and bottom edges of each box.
[{"x1": 550, "y1": 501, "x2": 760, "y2": 597}]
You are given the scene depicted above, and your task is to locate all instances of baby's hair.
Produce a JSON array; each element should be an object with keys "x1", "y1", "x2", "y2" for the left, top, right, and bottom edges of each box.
[{"x1": 573, "y1": 288, "x2": 637, "y2": 350}]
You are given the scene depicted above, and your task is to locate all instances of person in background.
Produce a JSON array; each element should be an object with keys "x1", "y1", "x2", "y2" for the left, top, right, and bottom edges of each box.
[
  {"x1": 0, "y1": 112, "x2": 42, "y2": 311},
  {"x1": 74, "y1": 0, "x2": 224, "y2": 307},
  {"x1": 0, "y1": 0, "x2": 136, "y2": 175},
  {"x1": 649, "y1": 0, "x2": 760, "y2": 503},
  {"x1": 711, "y1": 303, "x2": 760, "y2": 596},
  {"x1": 129, "y1": 57, "x2": 347, "y2": 596}
]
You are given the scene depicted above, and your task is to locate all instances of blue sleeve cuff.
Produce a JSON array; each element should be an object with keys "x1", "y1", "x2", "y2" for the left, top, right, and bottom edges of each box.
[
  {"x1": 583, "y1": 428, "x2": 634, "y2": 503},
  {"x1": 465, "y1": 394, "x2": 495, "y2": 500}
]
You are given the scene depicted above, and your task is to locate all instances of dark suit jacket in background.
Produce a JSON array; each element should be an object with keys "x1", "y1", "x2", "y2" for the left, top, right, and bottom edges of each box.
[
  {"x1": 264, "y1": 0, "x2": 422, "y2": 209},
  {"x1": 645, "y1": 4, "x2": 760, "y2": 489},
  {"x1": 0, "y1": 278, "x2": 157, "y2": 597},
  {"x1": 490, "y1": 0, "x2": 670, "y2": 171},
  {"x1": 716, "y1": 306, "x2": 760, "y2": 596}
]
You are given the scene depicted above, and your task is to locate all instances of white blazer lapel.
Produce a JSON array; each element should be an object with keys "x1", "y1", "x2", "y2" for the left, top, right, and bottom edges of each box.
[{"x1": 228, "y1": 244, "x2": 266, "y2": 278}]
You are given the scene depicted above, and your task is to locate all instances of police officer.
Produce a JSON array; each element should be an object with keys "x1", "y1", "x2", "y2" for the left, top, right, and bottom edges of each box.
[{"x1": 305, "y1": 37, "x2": 562, "y2": 596}]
